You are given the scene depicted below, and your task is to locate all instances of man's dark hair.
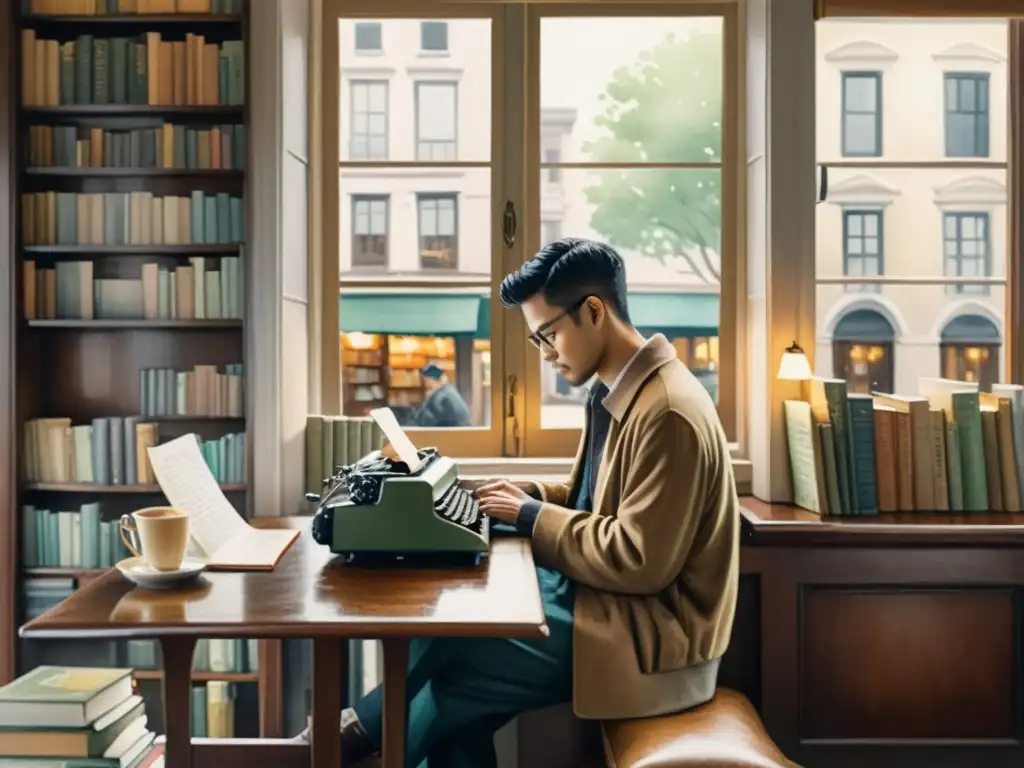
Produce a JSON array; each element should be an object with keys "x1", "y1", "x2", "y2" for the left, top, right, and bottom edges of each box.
[{"x1": 498, "y1": 238, "x2": 631, "y2": 324}]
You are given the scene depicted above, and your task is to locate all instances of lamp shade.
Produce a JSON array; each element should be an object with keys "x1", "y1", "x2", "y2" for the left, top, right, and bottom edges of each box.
[{"x1": 777, "y1": 342, "x2": 813, "y2": 381}]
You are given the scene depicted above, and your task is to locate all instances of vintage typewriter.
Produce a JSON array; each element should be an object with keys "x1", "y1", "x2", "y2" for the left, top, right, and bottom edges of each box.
[{"x1": 307, "y1": 447, "x2": 490, "y2": 564}]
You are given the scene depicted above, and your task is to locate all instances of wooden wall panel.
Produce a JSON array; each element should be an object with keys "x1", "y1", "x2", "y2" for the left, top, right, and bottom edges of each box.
[{"x1": 800, "y1": 588, "x2": 1018, "y2": 741}]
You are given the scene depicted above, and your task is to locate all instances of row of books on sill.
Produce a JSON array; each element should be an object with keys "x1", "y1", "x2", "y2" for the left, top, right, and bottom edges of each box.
[
  {"x1": 305, "y1": 414, "x2": 387, "y2": 493},
  {"x1": 785, "y1": 376, "x2": 1024, "y2": 515},
  {"x1": 21, "y1": 30, "x2": 245, "y2": 108},
  {"x1": 25, "y1": 256, "x2": 245, "y2": 321},
  {"x1": 22, "y1": 190, "x2": 245, "y2": 246},
  {"x1": 29, "y1": 122, "x2": 246, "y2": 170},
  {"x1": 0, "y1": 666, "x2": 169, "y2": 766},
  {"x1": 23, "y1": 418, "x2": 246, "y2": 484},
  {"x1": 23, "y1": 0, "x2": 247, "y2": 19}
]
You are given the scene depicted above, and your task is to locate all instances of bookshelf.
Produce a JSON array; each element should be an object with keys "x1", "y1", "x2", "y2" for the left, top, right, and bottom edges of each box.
[{"x1": 1, "y1": 0, "x2": 283, "y2": 740}]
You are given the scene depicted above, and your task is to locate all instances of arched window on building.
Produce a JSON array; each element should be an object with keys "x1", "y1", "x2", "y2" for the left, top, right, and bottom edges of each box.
[
  {"x1": 940, "y1": 314, "x2": 1001, "y2": 390},
  {"x1": 832, "y1": 308, "x2": 895, "y2": 394}
]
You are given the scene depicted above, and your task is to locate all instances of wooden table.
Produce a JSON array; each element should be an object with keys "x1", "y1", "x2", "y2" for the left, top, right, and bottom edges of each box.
[{"x1": 19, "y1": 517, "x2": 548, "y2": 768}]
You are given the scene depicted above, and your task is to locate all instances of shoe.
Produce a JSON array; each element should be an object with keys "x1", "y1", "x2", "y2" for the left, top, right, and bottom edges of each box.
[{"x1": 291, "y1": 707, "x2": 379, "y2": 764}]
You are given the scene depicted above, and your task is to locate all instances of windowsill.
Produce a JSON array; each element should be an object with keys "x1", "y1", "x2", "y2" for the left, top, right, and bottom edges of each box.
[
  {"x1": 354, "y1": 49, "x2": 385, "y2": 57},
  {"x1": 417, "y1": 50, "x2": 451, "y2": 58},
  {"x1": 456, "y1": 454, "x2": 753, "y2": 495}
]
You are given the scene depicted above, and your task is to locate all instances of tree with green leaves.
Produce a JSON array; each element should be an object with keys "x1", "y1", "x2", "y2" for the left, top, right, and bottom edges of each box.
[{"x1": 583, "y1": 29, "x2": 723, "y2": 283}]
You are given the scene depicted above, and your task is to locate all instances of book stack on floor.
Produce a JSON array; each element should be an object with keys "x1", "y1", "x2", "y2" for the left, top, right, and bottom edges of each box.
[
  {"x1": 0, "y1": 666, "x2": 164, "y2": 767},
  {"x1": 784, "y1": 376, "x2": 1024, "y2": 515}
]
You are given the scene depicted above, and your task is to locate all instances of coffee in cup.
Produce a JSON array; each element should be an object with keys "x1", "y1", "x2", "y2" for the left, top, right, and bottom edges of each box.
[{"x1": 119, "y1": 507, "x2": 191, "y2": 571}]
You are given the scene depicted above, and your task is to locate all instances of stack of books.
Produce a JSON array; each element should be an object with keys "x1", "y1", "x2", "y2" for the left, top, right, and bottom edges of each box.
[
  {"x1": 784, "y1": 376, "x2": 1024, "y2": 515},
  {"x1": 0, "y1": 666, "x2": 163, "y2": 767}
]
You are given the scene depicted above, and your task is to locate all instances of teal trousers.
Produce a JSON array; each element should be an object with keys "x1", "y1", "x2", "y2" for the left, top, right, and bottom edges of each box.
[{"x1": 353, "y1": 566, "x2": 575, "y2": 768}]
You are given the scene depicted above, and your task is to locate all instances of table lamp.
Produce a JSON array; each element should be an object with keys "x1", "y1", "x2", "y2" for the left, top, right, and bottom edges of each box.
[{"x1": 777, "y1": 341, "x2": 812, "y2": 381}]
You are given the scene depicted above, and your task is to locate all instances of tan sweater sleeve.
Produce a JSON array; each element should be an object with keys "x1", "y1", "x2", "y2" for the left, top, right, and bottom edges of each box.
[
  {"x1": 526, "y1": 480, "x2": 572, "y2": 506},
  {"x1": 530, "y1": 412, "x2": 709, "y2": 595}
]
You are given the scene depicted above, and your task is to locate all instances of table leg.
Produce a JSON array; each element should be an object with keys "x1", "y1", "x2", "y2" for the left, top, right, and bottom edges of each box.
[
  {"x1": 380, "y1": 638, "x2": 410, "y2": 768},
  {"x1": 160, "y1": 636, "x2": 198, "y2": 768},
  {"x1": 311, "y1": 638, "x2": 347, "y2": 767}
]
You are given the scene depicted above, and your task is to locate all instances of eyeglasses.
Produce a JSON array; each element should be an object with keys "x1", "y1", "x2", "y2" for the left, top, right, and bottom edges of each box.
[{"x1": 528, "y1": 296, "x2": 590, "y2": 349}]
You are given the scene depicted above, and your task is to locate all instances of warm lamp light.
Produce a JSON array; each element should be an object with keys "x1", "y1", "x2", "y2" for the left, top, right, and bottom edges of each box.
[{"x1": 777, "y1": 341, "x2": 813, "y2": 381}]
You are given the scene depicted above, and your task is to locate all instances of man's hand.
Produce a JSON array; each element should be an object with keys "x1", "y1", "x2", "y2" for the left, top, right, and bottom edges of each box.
[{"x1": 475, "y1": 479, "x2": 532, "y2": 525}]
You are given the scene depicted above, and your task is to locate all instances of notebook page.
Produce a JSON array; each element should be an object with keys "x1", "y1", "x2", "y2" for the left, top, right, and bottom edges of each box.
[
  {"x1": 370, "y1": 406, "x2": 424, "y2": 472},
  {"x1": 147, "y1": 434, "x2": 250, "y2": 558}
]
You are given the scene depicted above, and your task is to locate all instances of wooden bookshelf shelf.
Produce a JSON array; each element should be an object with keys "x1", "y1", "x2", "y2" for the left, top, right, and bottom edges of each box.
[
  {"x1": 27, "y1": 319, "x2": 242, "y2": 329},
  {"x1": 24, "y1": 483, "x2": 246, "y2": 493},
  {"x1": 151, "y1": 415, "x2": 246, "y2": 422},
  {"x1": 24, "y1": 244, "x2": 242, "y2": 255},
  {"x1": 23, "y1": 105, "x2": 245, "y2": 117},
  {"x1": 133, "y1": 669, "x2": 258, "y2": 682},
  {"x1": 20, "y1": 14, "x2": 243, "y2": 25},
  {"x1": 25, "y1": 168, "x2": 244, "y2": 178}
]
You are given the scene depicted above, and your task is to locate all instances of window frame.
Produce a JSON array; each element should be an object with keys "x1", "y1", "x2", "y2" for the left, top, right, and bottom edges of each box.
[
  {"x1": 414, "y1": 81, "x2": 458, "y2": 161},
  {"x1": 318, "y1": 0, "x2": 742, "y2": 476},
  {"x1": 416, "y1": 192, "x2": 460, "y2": 270},
  {"x1": 944, "y1": 71, "x2": 991, "y2": 158},
  {"x1": 348, "y1": 79, "x2": 389, "y2": 161},
  {"x1": 841, "y1": 208, "x2": 883, "y2": 293},
  {"x1": 351, "y1": 194, "x2": 390, "y2": 269},
  {"x1": 840, "y1": 70, "x2": 882, "y2": 157},
  {"x1": 943, "y1": 211, "x2": 992, "y2": 296}
]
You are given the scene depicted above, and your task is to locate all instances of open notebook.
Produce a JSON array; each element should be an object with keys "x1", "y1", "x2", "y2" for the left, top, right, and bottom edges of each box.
[{"x1": 146, "y1": 435, "x2": 299, "y2": 571}]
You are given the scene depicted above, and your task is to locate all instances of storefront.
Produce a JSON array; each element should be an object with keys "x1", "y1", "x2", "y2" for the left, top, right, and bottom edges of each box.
[{"x1": 338, "y1": 290, "x2": 719, "y2": 425}]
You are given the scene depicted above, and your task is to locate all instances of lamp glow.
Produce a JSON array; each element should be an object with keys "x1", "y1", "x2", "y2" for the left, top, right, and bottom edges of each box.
[{"x1": 777, "y1": 341, "x2": 813, "y2": 381}]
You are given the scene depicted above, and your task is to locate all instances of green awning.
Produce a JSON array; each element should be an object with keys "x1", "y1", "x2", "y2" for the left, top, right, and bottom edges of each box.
[
  {"x1": 339, "y1": 293, "x2": 484, "y2": 337},
  {"x1": 940, "y1": 314, "x2": 1001, "y2": 344},
  {"x1": 339, "y1": 291, "x2": 719, "y2": 339}
]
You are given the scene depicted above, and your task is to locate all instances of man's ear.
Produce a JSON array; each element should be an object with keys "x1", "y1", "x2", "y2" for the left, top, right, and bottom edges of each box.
[{"x1": 586, "y1": 296, "x2": 605, "y2": 327}]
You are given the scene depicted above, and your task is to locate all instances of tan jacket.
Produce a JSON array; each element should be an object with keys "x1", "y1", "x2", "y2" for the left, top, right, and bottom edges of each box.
[{"x1": 528, "y1": 334, "x2": 740, "y2": 720}]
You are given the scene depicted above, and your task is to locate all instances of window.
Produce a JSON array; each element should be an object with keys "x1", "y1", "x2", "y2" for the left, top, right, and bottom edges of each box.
[
  {"x1": 416, "y1": 82, "x2": 457, "y2": 161},
  {"x1": 421, "y1": 21, "x2": 448, "y2": 52},
  {"x1": 418, "y1": 194, "x2": 458, "y2": 269},
  {"x1": 816, "y1": 17, "x2": 1009, "y2": 399},
  {"x1": 354, "y1": 22, "x2": 382, "y2": 52},
  {"x1": 945, "y1": 73, "x2": 989, "y2": 158},
  {"x1": 841, "y1": 72, "x2": 882, "y2": 157},
  {"x1": 327, "y1": 6, "x2": 738, "y2": 458},
  {"x1": 944, "y1": 212, "x2": 990, "y2": 296},
  {"x1": 842, "y1": 210, "x2": 883, "y2": 293},
  {"x1": 349, "y1": 81, "x2": 388, "y2": 160},
  {"x1": 351, "y1": 196, "x2": 389, "y2": 268}
]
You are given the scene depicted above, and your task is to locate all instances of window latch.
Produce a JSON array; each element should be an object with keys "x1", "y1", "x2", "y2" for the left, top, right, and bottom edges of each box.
[{"x1": 503, "y1": 201, "x2": 517, "y2": 248}]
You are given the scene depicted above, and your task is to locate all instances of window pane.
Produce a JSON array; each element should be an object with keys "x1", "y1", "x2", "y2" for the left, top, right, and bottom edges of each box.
[
  {"x1": 540, "y1": 16, "x2": 723, "y2": 164},
  {"x1": 354, "y1": 22, "x2": 382, "y2": 52},
  {"x1": 843, "y1": 75, "x2": 877, "y2": 112},
  {"x1": 421, "y1": 21, "x2": 449, "y2": 51},
  {"x1": 339, "y1": 18, "x2": 490, "y2": 162},
  {"x1": 538, "y1": 169, "x2": 721, "y2": 429},
  {"x1": 816, "y1": 17, "x2": 1008, "y2": 396},
  {"x1": 341, "y1": 170, "x2": 490, "y2": 426},
  {"x1": 843, "y1": 114, "x2": 878, "y2": 155}
]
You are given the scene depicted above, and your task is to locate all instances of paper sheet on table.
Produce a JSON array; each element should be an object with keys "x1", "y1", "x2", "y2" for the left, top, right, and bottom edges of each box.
[
  {"x1": 146, "y1": 434, "x2": 299, "y2": 570},
  {"x1": 370, "y1": 406, "x2": 424, "y2": 472}
]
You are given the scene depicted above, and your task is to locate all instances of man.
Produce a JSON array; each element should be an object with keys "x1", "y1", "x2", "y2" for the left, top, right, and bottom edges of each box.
[
  {"x1": 414, "y1": 362, "x2": 472, "y2": 428},
  {"x1": 312, "y1": 238, "x2": 739, "y2": 767}
]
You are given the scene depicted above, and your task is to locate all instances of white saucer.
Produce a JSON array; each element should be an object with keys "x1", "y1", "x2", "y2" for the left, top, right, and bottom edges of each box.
[{"x1": 115, "y1": 557, "x2": 207, "y2": 589}]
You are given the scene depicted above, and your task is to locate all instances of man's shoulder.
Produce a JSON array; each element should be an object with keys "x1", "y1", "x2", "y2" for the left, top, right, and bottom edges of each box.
[{"x1": 631, "y1": 360, "x2": 723, "y2": 446}]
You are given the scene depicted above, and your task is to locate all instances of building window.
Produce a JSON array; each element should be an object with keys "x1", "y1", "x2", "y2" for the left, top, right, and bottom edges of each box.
[
  {"x1": 418, "y1": 194, "x2": 458, "y2": 269},
  {"x1": 415, "y1": 82, "x2": 457, "y2": 161},
  {"x1": 940, "y1": 314, "x2": 1001, "y2": 390},
  {"x1": 354, "y1": 22, "x2": 382, "y2": 52},
  {"x1": 842, "y1": 210, "x2": 883, "y2": 293},
  {"x1": 944, "y1": 212, "x2": 990, "y2": 295},
  {"x1": 351, "y1": 196, "x2": 389, "y2": 268},
  {"x1": 350, "y1": 81, "x2": 388, "y2": 160},
  {"x1": 831, "y1": 309, "x2": 895, "y2": 394},
  {"x1": 945, "y1": 73, "x2": 989, "y2": 158},
  {"x1": 841, "y1": 71, "x2": 882, "y2": 157},
  {"x1": 421, "y1": 21, "x2": 448, "y2": 52}
]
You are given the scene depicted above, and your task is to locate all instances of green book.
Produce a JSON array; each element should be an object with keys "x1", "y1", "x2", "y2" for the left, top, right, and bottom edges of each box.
[{"x1": 0, "y1": 667, "x2": 133, "y2": 729}]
